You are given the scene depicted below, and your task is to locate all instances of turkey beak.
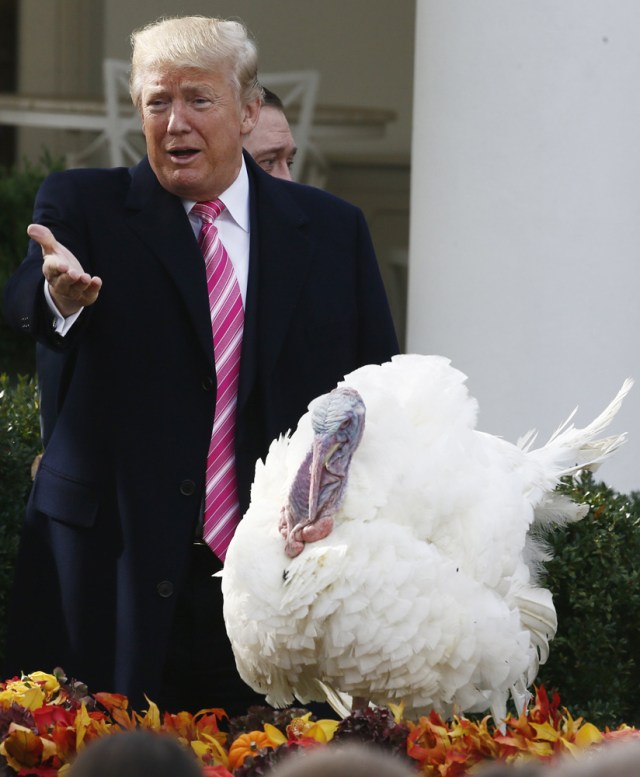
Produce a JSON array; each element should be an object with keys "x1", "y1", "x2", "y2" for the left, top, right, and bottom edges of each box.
[{"x1": 307, "y1": 435, "x2": 338, "y2": 524}]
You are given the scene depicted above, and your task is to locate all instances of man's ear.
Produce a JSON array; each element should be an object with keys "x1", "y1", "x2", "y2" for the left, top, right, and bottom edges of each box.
[{"x1": 240, "y1": 97, "x2": 261, "y2": 136}]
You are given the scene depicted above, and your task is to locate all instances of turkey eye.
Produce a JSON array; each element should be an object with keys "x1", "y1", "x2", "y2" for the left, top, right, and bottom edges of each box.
[{"x1": 339, "y1": 419, "x2": 351, "y2": 430}]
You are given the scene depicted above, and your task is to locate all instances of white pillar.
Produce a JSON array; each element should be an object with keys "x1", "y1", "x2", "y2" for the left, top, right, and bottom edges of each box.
[
  {"x1": 408, "y1": 0, "x2": 640, "y2": 492},
  {"x1": 17, "y1": 0, "x2": 104, "y2": 162}
]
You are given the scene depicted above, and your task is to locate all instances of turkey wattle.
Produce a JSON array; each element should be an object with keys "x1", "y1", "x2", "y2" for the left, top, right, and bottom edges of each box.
[{"x1": 221, "y1": 354, "x2": 632, "y2": 723}]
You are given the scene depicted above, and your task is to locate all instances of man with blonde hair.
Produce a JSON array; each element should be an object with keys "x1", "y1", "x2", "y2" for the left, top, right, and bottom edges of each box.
[{"x1": 3, "y1": 15, "x2": 398, "y2": 715}]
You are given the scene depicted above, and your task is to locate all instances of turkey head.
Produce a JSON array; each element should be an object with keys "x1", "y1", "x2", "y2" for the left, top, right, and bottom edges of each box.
[{"x1": 279, "y1": 387, "x2": 366, "y2": 558}]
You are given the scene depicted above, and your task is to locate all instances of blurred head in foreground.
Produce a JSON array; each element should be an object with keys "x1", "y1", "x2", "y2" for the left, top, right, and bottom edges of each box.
[
  {"x1": 66, "y1": 729, "x2": 203, "y2": 777},
  {"x1": 552, "y1": 738, "x2": 640, "y2": 777},
  {"x1": 266, "y1": 742, "x2": 417, "y2": 777}
]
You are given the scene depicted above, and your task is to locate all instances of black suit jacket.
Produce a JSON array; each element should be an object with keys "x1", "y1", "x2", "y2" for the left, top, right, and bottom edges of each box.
[{"x1": 3, "y1": 153, "x2": 399, "y2": 705}]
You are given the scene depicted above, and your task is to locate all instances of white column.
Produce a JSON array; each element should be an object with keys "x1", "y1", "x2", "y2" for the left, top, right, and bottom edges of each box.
[
  {"x1": 17, "y1": 0, "x2": 104, "y2": 161},
  {"x1": 408, "y1": 0, "x2": 640, "y2": 492}
]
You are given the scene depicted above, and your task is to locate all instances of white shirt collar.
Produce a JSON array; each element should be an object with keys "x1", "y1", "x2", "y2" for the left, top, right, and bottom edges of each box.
[{"x1": 183, "y1": 156, "x2": 250, "y2": 232}]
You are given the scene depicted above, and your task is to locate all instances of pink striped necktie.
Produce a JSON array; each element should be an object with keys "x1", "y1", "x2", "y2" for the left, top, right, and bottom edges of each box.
[{"x1": 192, "y1": 199, "x2": 244, "y2": 562}]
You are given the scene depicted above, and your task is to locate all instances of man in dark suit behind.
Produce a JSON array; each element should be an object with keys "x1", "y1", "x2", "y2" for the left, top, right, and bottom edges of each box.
[{"x1": 3, "y1": 16, "x2": 399, "y2": 715}]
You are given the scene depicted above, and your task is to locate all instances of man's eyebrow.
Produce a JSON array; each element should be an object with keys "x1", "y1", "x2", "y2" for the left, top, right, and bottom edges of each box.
[
  {"x1": 144, "y1": 85, "x2": 168, "y2": 98},
  {"x1": 181, "y1": 81, "x2": 215, "y2": 91},
  {"x1": 145, "y1": 81, "x2": 217, "y2": 95},
  {"x1": 258, "y1": 144, "x2": 298, "y2": 156}
]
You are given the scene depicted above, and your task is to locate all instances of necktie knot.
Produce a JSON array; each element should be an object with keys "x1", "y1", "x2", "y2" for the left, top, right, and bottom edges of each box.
[{"x1": 192, "y1": 199, "x2": 225, "y2": 225}]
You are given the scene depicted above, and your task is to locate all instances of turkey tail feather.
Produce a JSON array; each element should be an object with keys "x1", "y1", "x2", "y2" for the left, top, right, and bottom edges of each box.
[
  {"x1": 314, "y1": 679, "x2": 353, "y2": 718},
  {"x1": 515, "y1": 586, "x2": 557, "y2": 671},
  {"x1": 542, "y1": 378, "x2": 633, "y2": 475}
]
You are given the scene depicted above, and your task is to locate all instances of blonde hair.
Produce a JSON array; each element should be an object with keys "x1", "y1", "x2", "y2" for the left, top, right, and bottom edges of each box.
[{"x1": 129, "y1": 16, "x2": 261, "y2": 109}]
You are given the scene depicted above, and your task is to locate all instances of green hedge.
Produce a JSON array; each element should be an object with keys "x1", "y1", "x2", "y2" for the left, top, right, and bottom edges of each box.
[
  {"x1": 0, "y1": 153, "x2": 63, "y2": 376},
  {"x1": 0, "y1": 377, "x2": 639, "y2": 728},
  {"x1": 538, "y1": 471, "x2": 640, "y2": 728},
  {"x1": 0, "y1": 374, "x2": 41, "y2": 665}
]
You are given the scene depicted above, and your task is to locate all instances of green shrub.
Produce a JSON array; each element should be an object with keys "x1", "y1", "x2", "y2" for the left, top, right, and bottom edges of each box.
[
  {"x1": 538, "y1": 471, "x2": 640, "y2": 728},
  {"x1": 0, "y1": 152, "x2": 64, "y2": 376},
  {"x1": 0, "y1": 374, "x2": 42, "y2": 666}
]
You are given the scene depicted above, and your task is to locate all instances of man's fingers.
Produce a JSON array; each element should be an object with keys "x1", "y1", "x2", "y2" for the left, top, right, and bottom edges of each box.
[
  {"x1": 52, "y1": 273, "x2": 98, "y2": 293},
  {"x1": 48, "y1": 272, "x2": 102, "y2": 317},
  {"x1": 43, "y1": 256, "x2": 71, "y2": 283}
]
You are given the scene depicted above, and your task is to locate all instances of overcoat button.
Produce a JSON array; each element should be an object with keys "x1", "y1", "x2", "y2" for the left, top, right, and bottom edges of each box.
[
  {"x1": 157, "y1": 581, "x2": 174, "y2": 598},
  {"x1": 180, "y1": 479, "x2": 195, "y2": 496},
  {"x1": 202, "y1": 376, "x2": 215, "y2": 391}
]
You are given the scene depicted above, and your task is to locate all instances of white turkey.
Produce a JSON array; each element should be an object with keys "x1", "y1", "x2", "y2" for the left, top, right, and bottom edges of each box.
[{"x1": 221, "y1": 354, "x2": 632, "y2": 724}]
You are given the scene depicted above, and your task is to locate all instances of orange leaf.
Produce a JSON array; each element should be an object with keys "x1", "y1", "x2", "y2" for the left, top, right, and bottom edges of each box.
[
  {"x1": 49, "y1": 724, "x2": 78, "y2": 764},
  {"x1": 93, "y1": 692, "x2": 129, "y2": 712},
  {"x1": 0, "y1": 725, "x2": 44, "y2": 770}
]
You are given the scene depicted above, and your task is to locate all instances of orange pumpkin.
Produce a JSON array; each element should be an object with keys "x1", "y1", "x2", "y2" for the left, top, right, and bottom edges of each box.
[{"x1": 227, "y1": 731, "x2": 274, "y2": 770}]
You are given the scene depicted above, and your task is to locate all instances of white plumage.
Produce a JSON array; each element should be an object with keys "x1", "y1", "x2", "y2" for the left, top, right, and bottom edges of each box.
[{"x1": 221, "y1": 354, "x2": 632, "y2": 723}]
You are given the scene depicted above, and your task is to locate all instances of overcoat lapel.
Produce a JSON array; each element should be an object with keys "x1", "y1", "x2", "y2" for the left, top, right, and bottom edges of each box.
[
  {"x1": 121, "y1": 156, "x2": 314, "y2": 412},
  {"x1": 238, "y1": 158, "x2": 313, "y2": 413},
  {"x1": 123, "y1": 157, "x2": 215, "y2": 371}
]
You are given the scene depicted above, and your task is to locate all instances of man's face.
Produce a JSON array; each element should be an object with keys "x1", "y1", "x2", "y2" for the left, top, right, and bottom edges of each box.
[
  {"x1": 243, "y1": 105, "x2": 297, "y2": 181},
  {"x1": 140, "y1": 66, "x2": 260, "y2": 200}
]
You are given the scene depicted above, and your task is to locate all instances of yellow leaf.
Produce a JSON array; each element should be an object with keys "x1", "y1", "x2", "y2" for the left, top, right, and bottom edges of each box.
[
  {"x1": 41, "y1": 737, "x2": 58, "y2": 761},
  {"x1": 137, "y1": 697, "x2": 161, "y2": 729},
  {"x1": 559, "y1": 739, "x2": 579, "y2": 757},
  {"x1": 575, "y1": 723, "x2": 603, "y2": 748},
  {"x1": 388, "y1": 702, "x2": 405, "y2": 723},
  {"x1": 191, "y1": 740, "x2": 215, "y2": 762},
  {"x1": 197, "y1": 732, "x2": 230, "y2": 766},
  {"x1": 75, "y1": 703, "x2": 92, "y2": 750},
  {"x1": 18, "y1": 686, "x2": 45, "y2": 711},
  {"x1": 264, "y1": 723, "x2": 287, "y2": 746},
  {"x1": 306, "y1": 720, "x2": 340, "y2": 743},
  {"x1": 27, "y1": 671, "x2": 61, "y2": 696},
  {"x1": 530, "y1": 722, "x2": 561, "y2": 743},
  {"x1": 524, "y1": 740, "x2": 555, "y2": 758}
]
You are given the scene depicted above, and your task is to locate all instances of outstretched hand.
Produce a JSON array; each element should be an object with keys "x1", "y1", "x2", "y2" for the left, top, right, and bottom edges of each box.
[{"x1": 28, "y1": 223, "x2": 102, "y2": 317}]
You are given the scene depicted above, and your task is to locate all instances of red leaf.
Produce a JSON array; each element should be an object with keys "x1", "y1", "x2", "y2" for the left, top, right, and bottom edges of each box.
[{"x1": 32, "y1": 705, "x2": 75, "y2": 735}]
